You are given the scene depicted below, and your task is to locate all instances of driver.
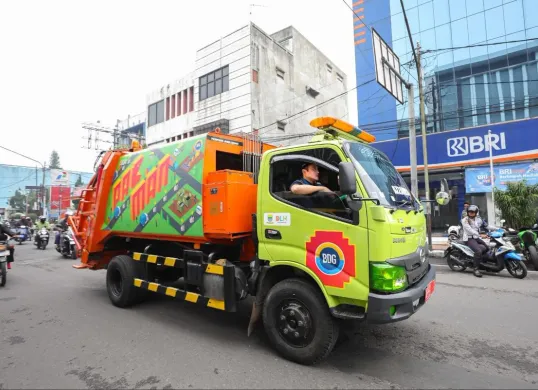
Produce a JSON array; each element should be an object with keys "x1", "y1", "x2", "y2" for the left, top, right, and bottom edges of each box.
[
  {"x1": 290, "y1": 163, "x2": 333, "y2": 195},
  {"x1": 461, "y1": 205, "x2": 489, "y2": 278}
]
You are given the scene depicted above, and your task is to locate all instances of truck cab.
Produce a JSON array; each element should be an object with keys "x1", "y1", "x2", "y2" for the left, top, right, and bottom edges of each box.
[{"x1": 251, "y1": 117, "x2": 435, "y2": 363}]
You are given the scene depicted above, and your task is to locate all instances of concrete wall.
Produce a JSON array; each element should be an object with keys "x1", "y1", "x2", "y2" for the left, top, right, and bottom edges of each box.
[
  {"x1": 195, "y1": 25, "x2": 252, "y2": 134},
  {"x1": 254, "y1": 25, "x2": 348, "y2": 146}
]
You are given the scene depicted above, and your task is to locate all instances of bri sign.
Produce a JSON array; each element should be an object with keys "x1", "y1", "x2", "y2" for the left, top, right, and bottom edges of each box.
[{"x1": 372, "y1": 118, "x2": 538, "y2": 171}]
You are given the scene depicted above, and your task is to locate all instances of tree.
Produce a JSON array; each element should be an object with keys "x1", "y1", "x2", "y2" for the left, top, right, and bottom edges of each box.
[
  {"x1": 9, "y1": 190, "x2": 26, "y2": 212},
  {"x1": 75, "y1": 174, "x2": 83, "y2": 187},
  {"x1": 494, "y1": 181, "x2": 538, "y2": 229},
  {"x1": 49, "y1": 150, "x2": 61, "y2": 169}
]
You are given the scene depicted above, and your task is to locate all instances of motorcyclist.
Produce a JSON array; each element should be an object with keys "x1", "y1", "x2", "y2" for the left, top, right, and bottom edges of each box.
[
  {"x1": 461, "y1": 205, "x2": 497, "y2": 278},
  {"x1": 34, "y1": 216, "x2": 50, "y2": 244},
  {"x1": 54, "y1": 214, "x2": 70, "y2": 250},
  {"x1": 0, "y1": 222, "x2": 20, "y2": 269}
]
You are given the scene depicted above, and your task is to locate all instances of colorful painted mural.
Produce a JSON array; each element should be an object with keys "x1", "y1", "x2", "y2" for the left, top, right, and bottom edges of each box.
[{"x1": 102, "y1": 136, "x2": 205, "y2": 237}]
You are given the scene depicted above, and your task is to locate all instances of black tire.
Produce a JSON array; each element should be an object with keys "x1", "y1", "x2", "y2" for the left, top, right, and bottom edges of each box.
[
  {"x1": 506, "y1": 260, "x2": 527, "y2": 279},
  {"x1": 36, "y1": 242, "x2": 41, "y2": 250},
  {"x1": 42, "y1": 243, "x2": 47, "y2": 250},
  {"x1": 262, "y1": 278, "x2": 339, "y2": 365},
  {"x1": 71, "y1": 246, "x2": 77, "y2": 260},
  {"x1": 0, "y1": 262, "x2": 6, "y2": 287},
  {"x1": 106, "y1": 255, "x2": 146, "y2": 307},
  {"x1": 528, "y1": 246, "x2": 538, "y2": 271},
  {"x1": 446, "y1": 249, "x2": 467, "y2": 272}
]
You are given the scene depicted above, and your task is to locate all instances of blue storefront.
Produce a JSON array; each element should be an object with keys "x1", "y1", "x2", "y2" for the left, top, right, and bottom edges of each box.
[{"x1": 373, "y1": 118, "x2": 538, "y2": 228}]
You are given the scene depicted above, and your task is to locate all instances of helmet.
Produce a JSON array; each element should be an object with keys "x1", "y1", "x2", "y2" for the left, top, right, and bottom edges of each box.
[
  {"x1": 467, "y1": 205, "x2": 479, "y2": 215},
  {"x1": 39, "y1": 216, "x2": 46, "y2": 222}
]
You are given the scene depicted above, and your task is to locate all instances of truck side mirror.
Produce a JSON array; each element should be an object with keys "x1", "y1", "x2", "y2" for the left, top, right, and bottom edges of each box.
[{"x1": 338, "y1": 162, "x2": 357, "y2": 195}]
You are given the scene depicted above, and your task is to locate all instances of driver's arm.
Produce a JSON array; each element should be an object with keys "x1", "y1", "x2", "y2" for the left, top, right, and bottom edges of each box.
[{"x1": 290, "y1": 182, "x2": 332, "y2": 195}]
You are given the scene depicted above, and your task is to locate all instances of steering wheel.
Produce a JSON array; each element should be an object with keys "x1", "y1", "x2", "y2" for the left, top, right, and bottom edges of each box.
[{"x1": 310, "y1": 191, "x2": 347, "y2": 209}]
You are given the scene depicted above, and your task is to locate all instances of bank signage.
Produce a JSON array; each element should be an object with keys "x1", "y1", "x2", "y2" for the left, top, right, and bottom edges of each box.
[
  {"x1": 373, "y1": 118, "x2": 538, "y2": 171},
  {"x1": 465, "y1": 162, "x2": 538, "y2": 193}
]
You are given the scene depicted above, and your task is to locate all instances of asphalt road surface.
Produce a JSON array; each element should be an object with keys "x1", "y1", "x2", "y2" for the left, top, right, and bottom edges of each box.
[{"x1": 2, "y1": 244, "x2": 538, "y2": 389}]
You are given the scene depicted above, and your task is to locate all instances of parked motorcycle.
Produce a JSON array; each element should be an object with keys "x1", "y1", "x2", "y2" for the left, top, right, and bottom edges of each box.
[
  {"x1": 14, "y1": 225, "x2": 30, "y2": 244},
  {"x1": 35, "y1": 228, "x2": 49, "y2": 250},
  {"x1": 517, "y1": 225, "x2": 538, "y2": 270},
  {"x1": 444, "y1": 228, "x2": 527, "y2": 279},
  {"x1": 56, "y1": 228, "x2": 77, "y2": 259}
]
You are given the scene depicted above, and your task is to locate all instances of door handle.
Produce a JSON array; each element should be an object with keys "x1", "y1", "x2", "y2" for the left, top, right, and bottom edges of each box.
[{"x1": 265, "y1": 229, "x2": 282, "y2": 239}]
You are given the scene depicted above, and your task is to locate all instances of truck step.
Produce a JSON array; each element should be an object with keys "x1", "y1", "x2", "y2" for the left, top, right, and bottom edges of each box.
[{"x1": 133, "y1": 278, "x2": 225, "y2": 310}]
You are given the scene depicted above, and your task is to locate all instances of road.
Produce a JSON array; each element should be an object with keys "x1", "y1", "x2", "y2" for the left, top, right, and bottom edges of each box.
[{"x1": 2, "y1": 244, "x2": 538, "y2": 389}]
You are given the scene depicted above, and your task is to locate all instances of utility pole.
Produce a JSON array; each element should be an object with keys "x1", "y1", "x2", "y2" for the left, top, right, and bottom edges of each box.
[{"x1": 416, "y1": 42, "x2": 432, "y2": 250}]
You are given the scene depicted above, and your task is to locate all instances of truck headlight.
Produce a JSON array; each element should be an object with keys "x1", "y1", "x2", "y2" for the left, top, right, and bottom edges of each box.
[{"x1": 370, "y1": 263, "x2": 408, "y2": 292}]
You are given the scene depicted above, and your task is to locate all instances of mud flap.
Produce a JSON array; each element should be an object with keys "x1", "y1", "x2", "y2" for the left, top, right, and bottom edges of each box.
[{"x1": 247, "y1": 266, "x2": 269, "y2": 337}]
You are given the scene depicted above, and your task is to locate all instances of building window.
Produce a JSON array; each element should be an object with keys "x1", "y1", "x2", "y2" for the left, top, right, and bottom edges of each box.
[
  {"x1": 166, "y1": 97, "x2": 170, "y2": 121},
  {"x1": 177, "y1": 93, "x2": 182, "y2": 116},
  {"x1": 171, "y1": 95, "x2": 176, "y2": 118},
  {"x1": 277, "y1": 120, "x2": 286, "y2": 131},
  {"x1": 252, "y1": 69, "x2": 258, "y2": 83},
  {"x1": 183, "y1": 90, "x2": 188, "y2": 115},
  {"x1": 336, "y1": 73, "x2": 344, "y2": 83},
  {"x1": 148, "y1": 100, "x2": 164, "y2": 127},
  {"x1": 189, "y1": 131, "x2": 194, "y2": 137},
  {"x1": 276, "y1": 67, "x2": 285, "y2": 80},
  {"x1": 326, "y1": 64, "x2": 333, "y2": 74},
  {"x1": 199, "y1": 65, "x2": 229, "y2": 101},
  {"x1": 189, "y1": 86, "x2": 194, "y2": 112}
]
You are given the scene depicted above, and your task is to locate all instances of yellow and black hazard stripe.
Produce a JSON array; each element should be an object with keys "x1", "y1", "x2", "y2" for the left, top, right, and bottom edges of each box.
[
  {"x1": 132, "y1": 252, "x2": 224, "y2": 275},
  {"x1": 133, "y1": 278, "x2": 226, "y2": 310}
]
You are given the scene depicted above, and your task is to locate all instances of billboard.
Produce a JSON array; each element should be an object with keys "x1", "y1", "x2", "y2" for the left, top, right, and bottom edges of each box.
[
  {"x1": 373, "y1": 118, "x2": 538, "y2": 171},
  {"x1": 50, "y1": 169, "x2": 70, "y2": 185},
  {"x1": 50, "y1": 186, "x2": 71, "y2": 211},
  {"x1": 465, "y1": 162, "x2": 538, "y2": 193}
]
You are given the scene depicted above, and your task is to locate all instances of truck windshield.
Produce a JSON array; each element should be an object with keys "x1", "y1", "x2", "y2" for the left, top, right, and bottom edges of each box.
[{"x1": 345, "y1": 142, "x2": 417, "y2": 209}]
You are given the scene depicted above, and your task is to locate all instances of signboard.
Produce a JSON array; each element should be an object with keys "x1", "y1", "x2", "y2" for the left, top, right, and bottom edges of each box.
[
  {"x1": 465, "y1": 162, "x2": 538, "y2": 193},
  {"x1": 372, "y1": 28, "x2": 404, "y2": 104},
  {"x1": 50, "y1": 169, "x2": 69, "y2": 185},
  {"x1": 373, "y1": 118, "x2": 538, "y2": 171},
  {"x1": 50, "y1": 186, "x2": 71, "y2": 211}
]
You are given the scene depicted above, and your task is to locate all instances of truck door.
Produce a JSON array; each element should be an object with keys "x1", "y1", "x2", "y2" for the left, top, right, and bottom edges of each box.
[{"x1": 258, "y1": 146, "x2": 370, "y2": 302}]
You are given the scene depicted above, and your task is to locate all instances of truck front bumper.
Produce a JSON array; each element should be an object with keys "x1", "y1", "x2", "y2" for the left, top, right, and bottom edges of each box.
[{"x1": 366, "y1": 265, "x2": 435, "y2": 324}]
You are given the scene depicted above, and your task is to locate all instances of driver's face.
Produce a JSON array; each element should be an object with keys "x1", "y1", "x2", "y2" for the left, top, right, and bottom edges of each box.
[
  {"x1": 303, "y1": 164, "x2": 319, "y2": 182},
  {"x1": 467, "y1": 211, "x2": 476, "y2": 218}
]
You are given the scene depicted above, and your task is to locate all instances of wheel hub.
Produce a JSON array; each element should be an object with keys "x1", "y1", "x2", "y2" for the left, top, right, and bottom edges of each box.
[{"x1": 277, "y1": 301, "x2": 313, "y2": 347}]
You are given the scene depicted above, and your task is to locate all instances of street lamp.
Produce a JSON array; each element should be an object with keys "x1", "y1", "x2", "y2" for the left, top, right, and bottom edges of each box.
[{"x1": 0, "y1": 145, "x2": 47, "y2": 216}]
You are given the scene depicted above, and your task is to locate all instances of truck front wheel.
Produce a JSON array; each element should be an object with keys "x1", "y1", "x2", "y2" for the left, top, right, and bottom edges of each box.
[
  {"x1": 106, "y1": 255, "x2": 145, "y2": 308},
  {"x1": 262, "y1": 278, "x2": 339, "y2": 365}
]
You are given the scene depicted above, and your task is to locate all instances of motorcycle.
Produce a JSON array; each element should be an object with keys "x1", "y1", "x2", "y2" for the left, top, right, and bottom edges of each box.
[
  {"x1": 444, "y1": 228, "x2": 527, "y2": 279},
  {"x1": 0, "y1": 240, "x2": 8, "y2": 286},
  {"x1": 56, "y1": 228, "x2": 77, "y2": 259},
  {"x1": 517, "y1": 224, "x2": 538, "y2": 270},
  {"x1": 35, "y1": 228, "x2": 49, "y2": 250},
  {"x1": 14, "y1": 225, "x2": 30, "y2": 244}
]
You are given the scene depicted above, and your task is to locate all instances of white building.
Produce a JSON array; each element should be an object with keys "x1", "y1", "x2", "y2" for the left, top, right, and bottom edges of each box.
[{"x1": 145, "y1": 23, "x2": 348, "y2": 146}]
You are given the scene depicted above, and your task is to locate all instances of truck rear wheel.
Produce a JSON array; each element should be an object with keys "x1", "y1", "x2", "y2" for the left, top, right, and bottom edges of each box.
[
  {"x1": 106, "y1": 255, "x2": 146, "y2": 308},
  {"x1": 262, "y1": 278, "x2": 339, "y2": 365}
]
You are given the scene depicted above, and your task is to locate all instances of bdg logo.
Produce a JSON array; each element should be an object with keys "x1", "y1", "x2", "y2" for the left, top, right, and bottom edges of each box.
[
  {"x1": 306, "y1": 231, "x2": 356, "y2": 288},
  {"x1": 447, "y1": 132, "x2": 506, "y2": 157},
  {"x1": 315, "y1": 243, "x2": 345, "y2": 275}
]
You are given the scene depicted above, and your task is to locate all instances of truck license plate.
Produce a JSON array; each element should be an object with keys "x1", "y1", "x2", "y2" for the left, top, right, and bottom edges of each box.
[{"x1": 425, "y1": 280, "x2": 436, "y2": 302}]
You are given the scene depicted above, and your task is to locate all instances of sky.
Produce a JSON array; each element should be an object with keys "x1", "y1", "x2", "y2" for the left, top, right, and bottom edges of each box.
[{"x1": 0, "y1": 0, "x2": 359, "y2": 173}]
